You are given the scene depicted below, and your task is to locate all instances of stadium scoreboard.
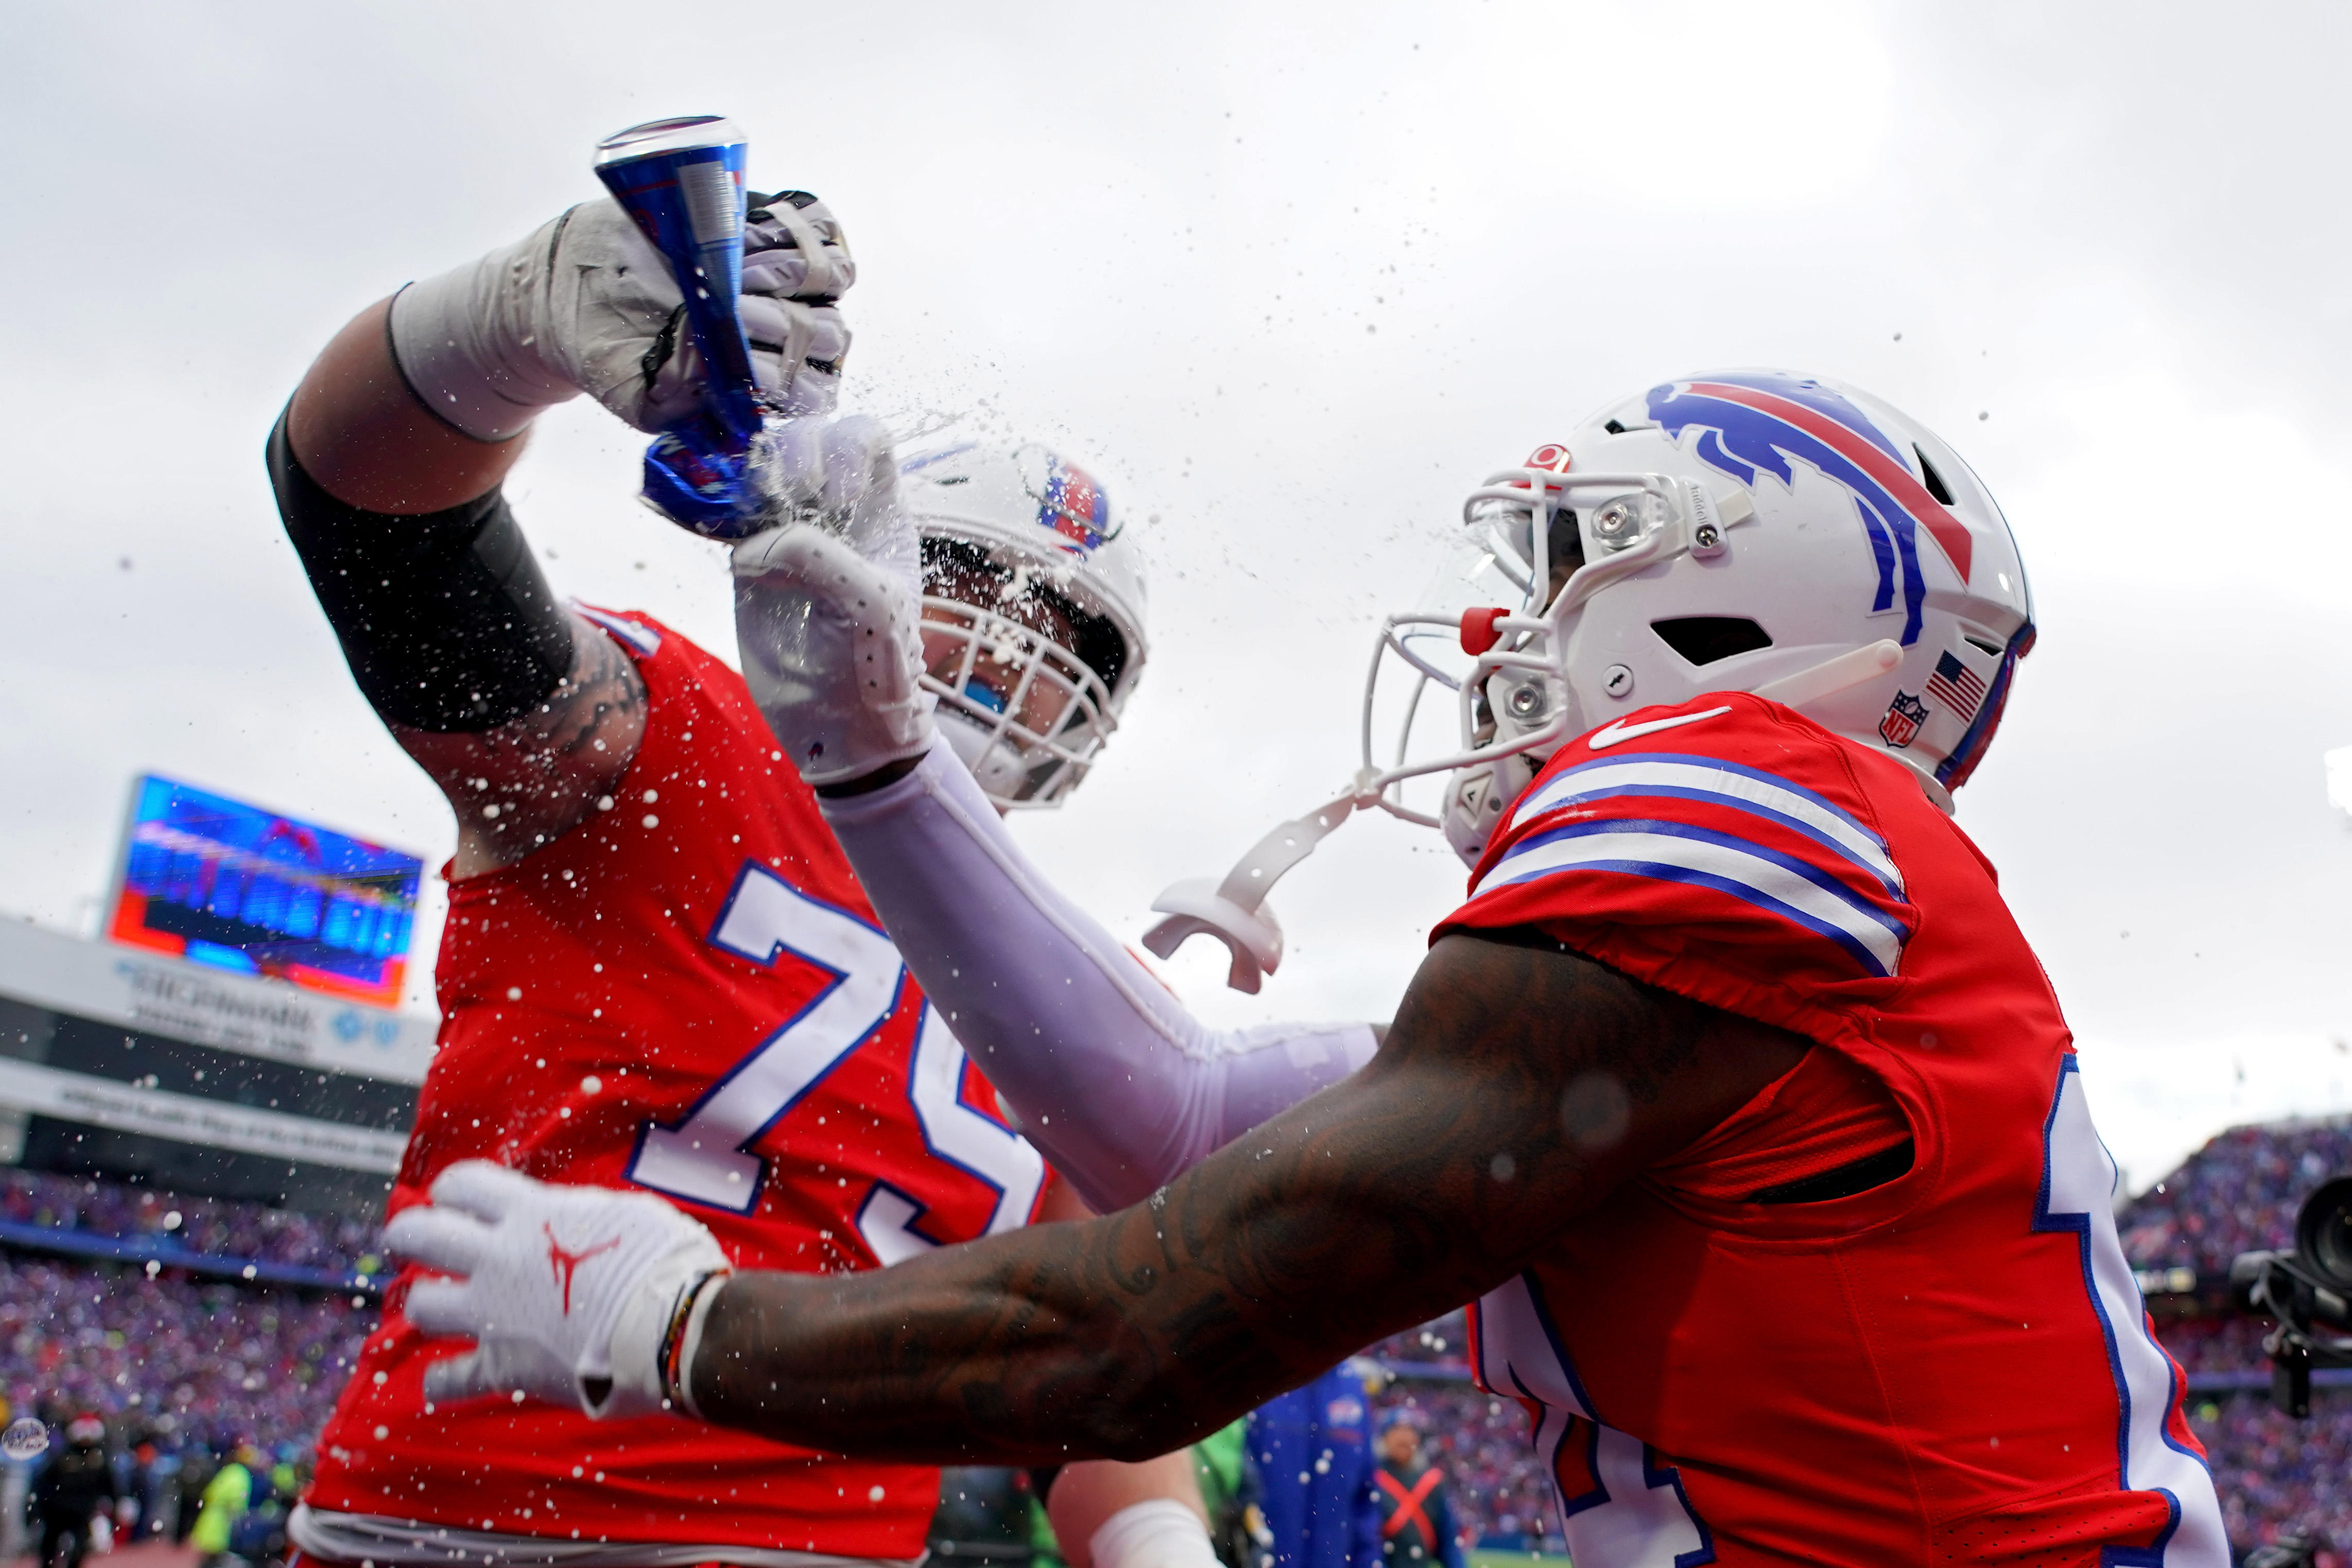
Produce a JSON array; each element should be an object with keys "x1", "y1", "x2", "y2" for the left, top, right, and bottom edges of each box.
[{"x1": 104, "y1": 774, "x2": 423, "y2": 1007}]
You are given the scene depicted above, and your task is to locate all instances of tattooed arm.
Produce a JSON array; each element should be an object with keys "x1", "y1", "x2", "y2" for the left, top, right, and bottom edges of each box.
[
  {"x1": 687, "y1": 931, "x2": 1809, "y2": 1462},
  {"x1": 390, "y1": 618, "x2": 647, "y2": 877}
]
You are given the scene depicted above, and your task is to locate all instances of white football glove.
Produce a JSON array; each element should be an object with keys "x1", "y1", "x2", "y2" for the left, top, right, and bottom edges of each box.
[
  {"x1": 390, "y1": 191, "x2": 855, "y2": 441},
  {"x1": 734, "y1": 414, "x2": 937, "y2": 786},
  {"x1": 386, "y1": 1161, "x2": 731, "y2": 1420}
]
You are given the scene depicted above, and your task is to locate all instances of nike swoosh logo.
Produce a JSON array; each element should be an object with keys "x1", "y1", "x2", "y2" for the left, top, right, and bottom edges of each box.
[{"x1": 1586, "y1": 705, "x2": 1734, "y2": 751}]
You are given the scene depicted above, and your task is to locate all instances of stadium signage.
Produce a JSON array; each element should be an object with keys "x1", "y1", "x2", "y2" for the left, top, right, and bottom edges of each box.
[
  {"x1": 0, "y1": 919, "x2": 436, "y2": 1084},
  {"x1": 120, "y1": 957, "x2": 322, "y2": 1044},
  {"x1": 0, "y1": 1056, "x2": 406, "y2": 1174}
]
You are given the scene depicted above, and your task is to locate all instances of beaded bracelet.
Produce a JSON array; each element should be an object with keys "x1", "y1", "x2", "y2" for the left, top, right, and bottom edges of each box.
[{"x1": 659, "y1": 1269, "x2": 728, "y2": 1416}]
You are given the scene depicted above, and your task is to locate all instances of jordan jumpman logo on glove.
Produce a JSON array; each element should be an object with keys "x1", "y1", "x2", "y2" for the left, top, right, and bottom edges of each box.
[{"x1": 544, "y1": 1224, "x2": 622, "y2": 1314}]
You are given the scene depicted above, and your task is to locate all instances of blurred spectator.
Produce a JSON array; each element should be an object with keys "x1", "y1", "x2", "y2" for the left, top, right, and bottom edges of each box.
[
  {"x1": 1250, "y1": 1363, "x2": 1383, "y2": 1568},
  {"x1": 174, "y1": 1444, "x2": 219, "y2": 1546},
  {"x1": 29, "y1": 1413, "x2": 116, "y2": 1568},
  {"x1": 1372, "y1": 1421, "x2": 1465, "y2": 1568},
  {"x1": 1190, "y1": 1419, "x2": 1262, "y2": 1568},
  {"x1": 1368, "y1": 1383, "x2": 1559, "y2": 1553},
  {"x1": 189, "y1": 1440, "x2": 258, "y2": 1568},
  {"x1": 131, "y1": 1420, "x2": 181, "y2": 1541},
  {"x1": 1364, "y1": 1311, "x2": 1468, "y2": 1378},
  {"x1": 2148, "y1": 1314, "x2": 2274, "y2": 1372},
  {"x1": 5, "y1": 1136, "x2": 2352, "y2": 1564}
]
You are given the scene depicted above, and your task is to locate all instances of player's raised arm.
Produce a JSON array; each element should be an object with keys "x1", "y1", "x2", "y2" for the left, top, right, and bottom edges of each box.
[
  {"x1": 269, "y1": 193, "x2": 851, "y2": 874},
  {"x1": 726, "y1": 503, "x2": 1380, "y2": 1215},
  {"x1": 386, "y1": 929, "x2": 1806, "y2": 1458}
]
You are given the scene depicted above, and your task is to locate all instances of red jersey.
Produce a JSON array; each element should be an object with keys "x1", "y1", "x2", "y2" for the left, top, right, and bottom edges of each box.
[
  {"x1": 1435, "y1": 693, "x2": 2225, "y2": 1567},
  {"x1": 307, "y1": 609, "x2": 1049, "y2": 1560}
]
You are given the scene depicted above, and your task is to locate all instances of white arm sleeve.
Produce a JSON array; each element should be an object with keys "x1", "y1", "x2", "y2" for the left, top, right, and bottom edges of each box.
[{"x1": 818, "y1": 745, "x2": 1378, "y2": 1213}]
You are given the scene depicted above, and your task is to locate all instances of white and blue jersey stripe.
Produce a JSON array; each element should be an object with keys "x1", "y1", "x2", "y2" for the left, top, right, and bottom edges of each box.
[
  {"x1": 1468, "y1": 744, "x2": 1915, "y2": 982},
  {"x1": 1505, "y1": 754, "x2": 1904, "y2": 899}
]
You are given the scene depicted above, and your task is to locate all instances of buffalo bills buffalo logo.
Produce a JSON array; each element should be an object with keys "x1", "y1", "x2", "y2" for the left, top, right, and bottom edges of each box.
[{"x1": 1646, "y1": 373, "x2": 1975, "y2": 650}]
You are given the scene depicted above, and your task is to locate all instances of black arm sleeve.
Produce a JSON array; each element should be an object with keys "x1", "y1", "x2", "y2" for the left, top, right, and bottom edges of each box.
[{"x1": 267, "y1": 410, "x2": 575, "y2": 733}]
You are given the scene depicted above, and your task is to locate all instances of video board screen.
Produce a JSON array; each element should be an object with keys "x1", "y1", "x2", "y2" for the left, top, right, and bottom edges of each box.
[{"x1": 105, "y1": 775, "x2": 423, "y2": 1007}]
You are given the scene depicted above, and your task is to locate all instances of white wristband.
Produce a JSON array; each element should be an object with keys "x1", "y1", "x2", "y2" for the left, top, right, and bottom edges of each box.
[
  {"x1": 388, "y1": 213, "x2": 582, "y2": 442},
  {"x1": 1089, "y1": 1500, "x2": 1219, "y2": 1568}
]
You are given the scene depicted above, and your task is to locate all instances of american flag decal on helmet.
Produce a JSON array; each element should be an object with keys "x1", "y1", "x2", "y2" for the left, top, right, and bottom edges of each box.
[{"x1": 1924, "y1": 651, "x2": 1987, "y2": 722}]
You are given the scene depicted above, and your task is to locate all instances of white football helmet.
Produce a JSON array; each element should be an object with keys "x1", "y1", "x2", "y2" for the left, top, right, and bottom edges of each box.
[
  {"x1": 901, "y1": 438, "x2": 1148, "y2": 809},
  {"x1": 1146, "y1": 370, "x2": 2033, "y2": 990}
]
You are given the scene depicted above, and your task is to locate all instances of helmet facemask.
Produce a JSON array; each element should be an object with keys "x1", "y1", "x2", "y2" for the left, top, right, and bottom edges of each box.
[
  {"x1": 899, "y1": 437, "x2": 1148, "y2": 812},
  {"x1": 918, "y1": 535, "x2": 1129, "y2": 808},
  {"x1": 1367, "y1": 464, "x2": 1739, "y2": 862}
]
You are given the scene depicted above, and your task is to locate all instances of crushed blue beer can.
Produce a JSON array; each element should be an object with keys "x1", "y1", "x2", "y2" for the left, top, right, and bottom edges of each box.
[{"x1": 594, "y1": 115, "x2": 770, "y2": 538}]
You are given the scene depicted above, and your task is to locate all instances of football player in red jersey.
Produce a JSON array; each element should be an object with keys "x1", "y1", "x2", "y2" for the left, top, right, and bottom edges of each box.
[
  {"x1": 395, "y1": 372, "x2": 2233, "y2": 1566},
  {"x1": 266, "y1": 179, "x2": 1379, "y2": 1568}
]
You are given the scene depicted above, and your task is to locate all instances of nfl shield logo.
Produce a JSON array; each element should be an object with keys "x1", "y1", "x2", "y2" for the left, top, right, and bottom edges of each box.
[{"x1": 1879, "y1": 690, "x2": 1928, "y2": 748}]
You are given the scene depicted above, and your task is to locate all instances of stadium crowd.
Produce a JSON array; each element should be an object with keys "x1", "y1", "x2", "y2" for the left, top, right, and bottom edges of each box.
[
  {"x1": 1, "y1": 1115, "x2": 2350, "y2": 1562},
  {"x1": 0, "y1": 1170, "x2": 379, "y2": 1277},
  {"x1": 2189, "y1": 1392, "x2": 2352, "y2": 1564},
  {"x1": 2154, "y1": 1314, "x2": 2280, "y2": 1374},
  {"x1": 0, "y1": 1247, "x2": 363, "y2": 1564},
  {"x1": 2117, "y1": 1117, "x2": 2352, "y2": 1280},
  {"x1": 0, "y1": 1255, "x2": 370, "y2": 1446}
]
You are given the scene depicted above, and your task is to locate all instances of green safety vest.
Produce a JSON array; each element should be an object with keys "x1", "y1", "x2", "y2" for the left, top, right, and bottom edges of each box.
[{"x1": 190, "y1": 1462, "x2": 251, "y2": 1555}]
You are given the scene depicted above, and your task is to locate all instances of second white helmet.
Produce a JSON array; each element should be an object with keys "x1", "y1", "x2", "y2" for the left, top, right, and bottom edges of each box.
[{"x1": 900, "y1": 439, "x2": 1149, "y2": 809}]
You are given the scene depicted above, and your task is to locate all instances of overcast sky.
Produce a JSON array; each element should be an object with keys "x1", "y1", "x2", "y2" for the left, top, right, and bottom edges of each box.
[{"x1": 6, "y1": 1, "x2": 2351, "y2": 1191}]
